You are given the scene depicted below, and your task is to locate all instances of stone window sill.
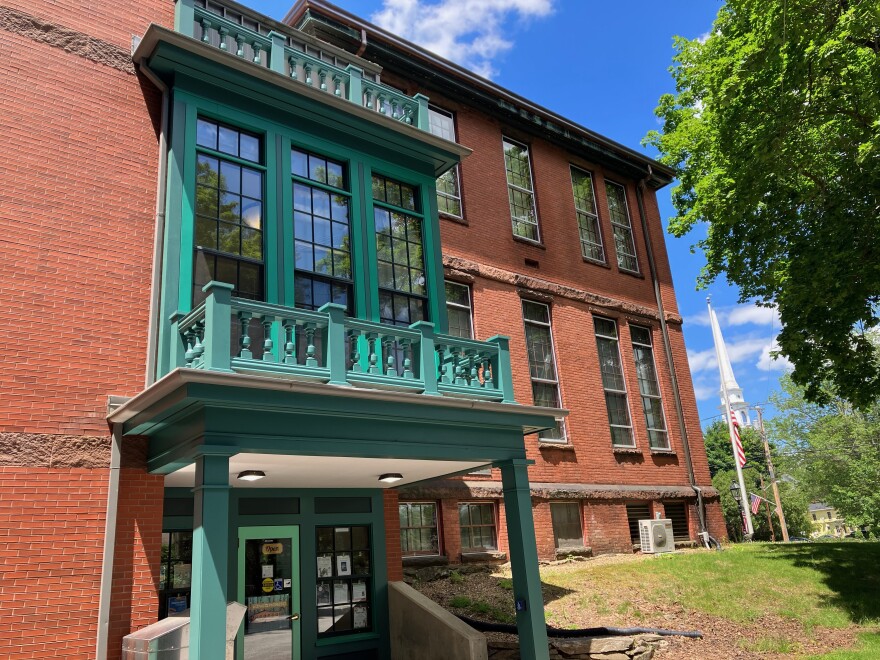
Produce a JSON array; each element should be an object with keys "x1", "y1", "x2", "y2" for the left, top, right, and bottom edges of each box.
[
  {"x1": 440, "y1": 212, "x2": 467, "y2": 226},
  {"x1": 618, "y1": 267, "x2": 645, "y2": 279},
  {"x1": 583, "y1": 257, "x2": 611, "y2": 269},
  {"x1": 554, "y1": 546, "x2": 592, "y2": 560},
  {"x1": 539, "y1": 441, "x2": 575, "y2": 451},
  {"x1": 402, "y1": 554, "x2": 449, "y2": 568},
  {"x1": 512, "y1": 234, "x2": 546, "y2": 249},
  {"x1": 650, "y1": 449, "x2": 677, "y2": 456},
  {"x1": 612, "y1": 446, "x2": 643, "y2": 455},
  {"x1": 461, "y1": 550, "x2": 507, "y2": 563}
]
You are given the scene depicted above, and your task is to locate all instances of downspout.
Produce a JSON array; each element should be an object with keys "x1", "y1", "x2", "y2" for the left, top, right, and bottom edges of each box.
[
  {"x1": 634, "y1": 167, "x2": 709, "y2": 538},
  {"x1": 140, "y1": 61, "x2": 170, "y2": 388},
  {"x1": 355, "y1": 27, "x2": 367, "y2": 58},
  {"x1": 95, "y1": 60, "x2": 169, "y2": 659}
]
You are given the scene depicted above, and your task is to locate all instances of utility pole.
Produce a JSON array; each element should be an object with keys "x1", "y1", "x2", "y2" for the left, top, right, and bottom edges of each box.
[
  {"x1": 759, "y1": 474, "x2": 776, "y2": 542},
  {"x1": 755, "y1": 406, "x2": 789, "y2": 542}
]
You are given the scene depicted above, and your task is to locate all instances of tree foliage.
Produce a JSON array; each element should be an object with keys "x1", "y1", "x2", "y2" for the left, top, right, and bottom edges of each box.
[
  {"x1": 770, "y1": 373, "x2": 880, "y2": 534},
  {"x1": 702, "y1": 419, "x2": 766, "y2": 476},
  {"x1": 646, "y1": 0, "x2": 880, "y2": 408}
]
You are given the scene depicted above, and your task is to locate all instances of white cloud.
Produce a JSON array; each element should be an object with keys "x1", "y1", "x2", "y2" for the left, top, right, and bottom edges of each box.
[
  {"x1": 371, "y1": 0, "x2": 554, "y2": 79},
  {"x1": 756, "y1": 341, "x2": 794, "y2": 372},
  {"x1": 692, "y1": 379, "x2": 718, "y2": 402},
  {"x1": 687, "y1": 348, "x2": 716, "y2": 373},
  {"x1": 686, "y1": 302, "x2": 779, "y2": 329},
  {"x1": 687, "y1": 336, "x2": 767, "y2": 375}
]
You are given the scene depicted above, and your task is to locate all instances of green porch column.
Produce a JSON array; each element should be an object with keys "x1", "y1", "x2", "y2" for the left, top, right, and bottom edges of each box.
[
  {"x1": 190, "y1": 453, "x2": 231, "y2": 659},
  {"x1": 499, "y1": 459, "x2": 549, "y2": 660}
]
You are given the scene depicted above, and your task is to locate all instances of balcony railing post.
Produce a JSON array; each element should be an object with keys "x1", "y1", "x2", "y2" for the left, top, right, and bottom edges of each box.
[
  {"x1": 410, "y1": 321, "x2": 438, "y2": 396},
  {"x1": 202, "y1": 281, "x2": 234, "y2": 372},
  {"x1": 487, "y1": 335, "x2": 515, "y2": 404},
  {"x1": 414, "y1": 93, "x2": 430, "y2": 132},
  {"x1": 169, "y1": 311, "x2": 186, "y2": 370},
  {"x1": 346, "y1": 65, "x2": 363, "y2": 106},
  {"x1": 318, "y1": 303, "x2": 349, "y2": 386},
  {"x1": 268, "y1": 31, "x2": 286, "y2": 74},
  {"x1": 175, "y1": 0, "x2": 195, "y2": 36}
]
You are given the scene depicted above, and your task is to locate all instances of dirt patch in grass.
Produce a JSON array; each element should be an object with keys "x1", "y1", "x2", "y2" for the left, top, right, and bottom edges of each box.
[{"x1": 414, "y1": 550, "x2": 870, "y2": 659}]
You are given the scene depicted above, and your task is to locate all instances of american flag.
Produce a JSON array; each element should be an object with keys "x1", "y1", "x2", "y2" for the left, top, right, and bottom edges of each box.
[
  {"x1": 750, "y1": 493, "x2": 762, "y2": 515},
  {"x1": 730, "y1": 409, "x2": 747, "y2": 467}
]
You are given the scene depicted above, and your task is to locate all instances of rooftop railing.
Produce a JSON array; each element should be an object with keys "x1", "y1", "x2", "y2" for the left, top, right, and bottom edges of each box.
[
  {"x1": 171, "y1": 282, "x2": 515, "y2": 404},
  {"x1": 174, "y1": 0, "x2": 430, "y2": 131}
]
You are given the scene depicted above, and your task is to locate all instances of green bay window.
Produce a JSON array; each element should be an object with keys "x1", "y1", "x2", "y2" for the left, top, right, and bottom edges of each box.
[
  {"x1": 291, "y1": 147, "x2": 353, "y2": 312},
  {"x1": 373, "y1": 174, "x2": 428, "y2": 326},
  {"x1": 193, "y1": 117, "x2": 265, "y2": 305}
]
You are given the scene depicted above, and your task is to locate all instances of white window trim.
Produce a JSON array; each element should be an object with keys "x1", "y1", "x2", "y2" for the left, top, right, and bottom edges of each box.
[
  {"x1": 445, "y1": 280, "x2": 474, "y2": 339},
  {"x1": 594, "y1": 316, "x2": 636, "y2": 448},
  {"x1": 503, "y1": 136, "x2": 540, "y2": 242},
  {"x1": 522, "y1": 300, "x2": 566, "y2": 442},
  {"x1": 605, "y1": 180, "x2": 640, "y2": 274},
  {"x1": 570, "y1": 165, "x2": 605, "y2": 264},
  {"x1": 429, "y1": 106, "x2": 464, "y2": 220},
  {"x1": 630, "y1": 325, "x2": 671, "y2": 450}
]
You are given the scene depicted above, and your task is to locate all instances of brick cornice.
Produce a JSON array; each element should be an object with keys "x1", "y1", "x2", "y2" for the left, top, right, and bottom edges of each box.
[{"x1": 443, "y1": 255, "x2": 684, "y2": 325}]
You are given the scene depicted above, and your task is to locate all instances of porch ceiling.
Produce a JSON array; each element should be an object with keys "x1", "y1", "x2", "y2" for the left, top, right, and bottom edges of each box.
[{"x1": 164, "y1": 453, "x2": 489, "y2": 489}]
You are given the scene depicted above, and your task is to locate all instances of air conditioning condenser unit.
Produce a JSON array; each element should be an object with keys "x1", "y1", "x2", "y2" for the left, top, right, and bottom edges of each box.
[{"x1": 639, "y1": 519, "x2": 674, "y2": 554}]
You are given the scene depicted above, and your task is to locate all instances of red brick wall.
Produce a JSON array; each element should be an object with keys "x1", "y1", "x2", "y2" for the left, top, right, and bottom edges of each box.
[
  {"x1": 383, "y1": 489, "x2": 403, "y2": 582},
  {"x1": 107, "y1": 467, "x2": 165, "y2": 660},
  {"x1": 0, "y1": 14, "x2": 166, "y2": 437},
  {"x1": 0, "y1": 468, "x2": 109, "y2": 659},
  {"x1": 584, "y1": 502, "x2": 636, "y2": 555}
]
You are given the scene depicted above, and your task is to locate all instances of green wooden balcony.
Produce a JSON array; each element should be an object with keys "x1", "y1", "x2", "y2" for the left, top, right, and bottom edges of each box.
[
  {"x1": 170, "y1": 282, "x2": 515, "y2": 403},
  {"x1": 174, "y1": 0, "x2": 430, "y2": 131}
]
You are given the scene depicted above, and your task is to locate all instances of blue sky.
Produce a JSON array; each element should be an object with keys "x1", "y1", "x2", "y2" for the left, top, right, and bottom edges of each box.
[{"x1": 261, "y1": 0, "x2": 792, "y2": 427}]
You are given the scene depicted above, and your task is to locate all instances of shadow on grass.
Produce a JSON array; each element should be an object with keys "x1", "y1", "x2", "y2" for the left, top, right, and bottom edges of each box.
[{"x1": 763, "y1": 542, "x2": 880, "y2": 624}]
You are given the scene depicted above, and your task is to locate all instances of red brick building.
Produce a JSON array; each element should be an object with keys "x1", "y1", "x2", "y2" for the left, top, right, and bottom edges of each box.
[{"x1": 0, "y1": 0, "x2": 723, "y2": 658}]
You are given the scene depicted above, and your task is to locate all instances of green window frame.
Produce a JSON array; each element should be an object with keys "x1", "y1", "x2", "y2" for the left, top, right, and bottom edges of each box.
[
  {"x1": 316, "y1": 525, "x2": 373, "y2": 637},
  {"x1": 630, "y1": 325, "x2": 669, "y2": 450},
  {"x1": 503, "y1": 137, "x2": 539, "y2": 242},
  {"x1": 193, "y1": 117, "x2": 266, "y2": 305},
  {"x1": 570, "y1": 166, "x2": 605, "y2": 263},
  {"x1": 594, "y1": 316, "x2": 635, "y2": 447},
  {"x1": 459, "y1": 502, "x2": 497, "y2": 551},
  {"x1": 158, "y1": 531, "x2": 193, "y2": 619},
  {"x1": 605, "y1": 180, "x2": 639, "y2": 273},
  {"x1": 291, "y1": 146, "x2": 354, "y2": 313},
  {"x1": 373, "y1": 174, "x2": 428, "y2": 327}
]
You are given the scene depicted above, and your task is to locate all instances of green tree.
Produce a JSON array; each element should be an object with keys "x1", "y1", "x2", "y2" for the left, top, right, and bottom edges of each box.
[
  {"x1": 702, "y1": 419, "x2": 766, "y2": 477},
  {"x1": 645, "y1": 0, "x2": 880, "y2": 409},
  {"x1": 770, "y1": 373, "x2": 880, "y2": 534}
]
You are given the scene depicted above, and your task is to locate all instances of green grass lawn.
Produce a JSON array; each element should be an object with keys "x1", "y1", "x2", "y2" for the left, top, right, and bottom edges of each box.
[
  {"x1": 423, "y1": 542, "x2": 880, "y2": 658},
  {"x1": 538, "y1": 542, "x2": 880, "y2": 657}
]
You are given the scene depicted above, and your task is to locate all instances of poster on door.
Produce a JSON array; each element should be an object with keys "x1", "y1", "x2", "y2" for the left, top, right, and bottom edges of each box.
[{"x1": 247, "y1": 594, "x2": 289, "y2": 624}]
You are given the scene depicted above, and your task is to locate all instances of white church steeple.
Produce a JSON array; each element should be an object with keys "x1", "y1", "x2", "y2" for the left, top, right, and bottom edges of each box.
[{"x1": 708, "y1": 304, "x2": 751, "y2": 427}]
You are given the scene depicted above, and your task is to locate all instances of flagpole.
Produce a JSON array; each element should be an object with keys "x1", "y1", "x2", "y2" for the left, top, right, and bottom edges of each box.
[{"x1": 708, "y1": 298, "x2": 754, "y2": 538}]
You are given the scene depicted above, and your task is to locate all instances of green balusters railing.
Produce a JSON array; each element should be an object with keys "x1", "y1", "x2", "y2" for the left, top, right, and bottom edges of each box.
[
  {"x1": 177, "y1": 0, "x2": 429, "y2": 132},
  {"x1": 172, "y1": 282, "x2": 512, "y2": 402}
]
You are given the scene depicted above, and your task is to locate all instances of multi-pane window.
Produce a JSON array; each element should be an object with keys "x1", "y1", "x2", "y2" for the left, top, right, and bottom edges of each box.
[
  {"x1": 523, "y1": 301, "x2": 564, "y2": 441},
  {"x1": 373, "y1": 175, "x2": 427, "y2": 326},
  {"x1": 503, "y1": 138, "x2": 539, "y2": 241},
  {"x1": 399, "y1": 502, "x2": 440, "y2": 556},
  {"x1": 459, "y1": 502, "x2": 497, "y2": 551},
  {"x1": 428, "y1": 107, "x2": 462, "y2": 218},
  {"x1": 158, "y1": 531, "x2": 193, "y2": 618},
  {"x1": 445, "y1": 281, "x2": 473, "y2": 339},
  {"x1": 605, "y1": 181, "x2": 639, "y2": 273},
  {"x1": 550, "y1": 502, "x2": 583, "y2": 550},
  {"x1": 630, "y1": 326, "x2": 669, "y2": 450},
  {"x1": 193, "y1": 118, "x2": 264, "y2": 304},
  {"x1": 570, "y1": 167, "x2": 605, "y2": 263},
  {"x1": 292, "y1": 148, "x2": 353, "y2": 312},
  {"x1": 594, "y1": 317, "x2": 634, "y2": 447}
]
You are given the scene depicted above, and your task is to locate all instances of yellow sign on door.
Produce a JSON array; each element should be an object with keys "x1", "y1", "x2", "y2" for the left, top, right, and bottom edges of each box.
[
  {"x1": 261, "y1": 577, "x2": 274, "y2": 593},
  {"x1": 262, "y1": 542, "x2": 283, "y2": 555}
]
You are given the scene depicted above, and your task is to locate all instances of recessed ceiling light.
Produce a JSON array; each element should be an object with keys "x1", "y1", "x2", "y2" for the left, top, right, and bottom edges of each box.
[
  {"x1": 237, "y1": 470, "x2": 266, "y2": 482},
  {"x1": 378, "y1": 473, "x2": 403, "y2": 484}
]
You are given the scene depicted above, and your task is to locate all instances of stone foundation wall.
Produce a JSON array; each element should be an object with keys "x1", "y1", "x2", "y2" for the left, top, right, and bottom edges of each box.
[{"x1": 489, "y1": 633, "x2": 668, "y2": 660}]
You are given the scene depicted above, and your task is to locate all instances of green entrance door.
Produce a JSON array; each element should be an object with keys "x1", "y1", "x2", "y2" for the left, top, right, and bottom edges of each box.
[{"x1": 237, "y1": 526, "x2": 301, "y2": 660}]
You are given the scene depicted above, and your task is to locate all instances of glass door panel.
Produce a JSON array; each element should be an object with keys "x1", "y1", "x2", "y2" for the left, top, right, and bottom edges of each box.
[{"x1": 238, "y1": 526, "x2": 300, "y2": 660}]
